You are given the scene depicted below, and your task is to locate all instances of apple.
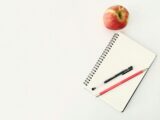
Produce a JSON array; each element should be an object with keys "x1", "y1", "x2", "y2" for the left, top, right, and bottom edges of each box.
[{"x1": 103, "y1": 5, "x2": 129, "y2": 30}]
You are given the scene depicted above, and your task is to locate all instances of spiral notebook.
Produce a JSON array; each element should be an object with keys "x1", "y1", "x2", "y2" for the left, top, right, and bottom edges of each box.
[{"x1": 83, "y1": 32, "x2": 156, "y2": 112}]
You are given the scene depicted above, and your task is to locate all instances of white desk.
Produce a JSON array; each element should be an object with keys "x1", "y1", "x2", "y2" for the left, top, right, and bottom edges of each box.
[{"x1": 0, "y1": 0, "x2": 160, "y2": 119}]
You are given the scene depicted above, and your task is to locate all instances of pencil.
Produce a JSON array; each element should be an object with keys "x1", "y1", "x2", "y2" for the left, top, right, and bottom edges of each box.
[{"x1": 96, "y1": 68, "x2": 148, "y2": 97}]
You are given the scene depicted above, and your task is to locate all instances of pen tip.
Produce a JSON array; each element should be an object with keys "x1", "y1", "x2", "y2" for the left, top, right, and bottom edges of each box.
[{"x1": 92, "y1": 87, "x2": 96, "y2": 91}]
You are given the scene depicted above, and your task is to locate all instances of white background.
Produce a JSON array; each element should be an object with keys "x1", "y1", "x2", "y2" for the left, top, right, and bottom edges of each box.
[{"x1": 0, "y1": 0, "x2": 160, "y2": 120}]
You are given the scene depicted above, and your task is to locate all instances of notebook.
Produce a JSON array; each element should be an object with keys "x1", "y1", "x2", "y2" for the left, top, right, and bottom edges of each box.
[{"x1": 83, "y1": 32, "x2": 156, "y2": 112}]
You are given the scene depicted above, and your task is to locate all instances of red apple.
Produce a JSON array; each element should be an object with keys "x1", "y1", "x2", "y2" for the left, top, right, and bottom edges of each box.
[{"x1": 103, "y1": 5, "x2": 129, "y2": 30}]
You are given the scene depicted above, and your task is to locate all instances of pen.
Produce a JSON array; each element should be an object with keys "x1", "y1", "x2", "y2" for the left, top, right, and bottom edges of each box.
[
  {"x1": 96, "y1": 68, "x2": 148, "y2": 97},
  {"x1": 92, "y1": 66, "x2": 133, "y2": 91}
]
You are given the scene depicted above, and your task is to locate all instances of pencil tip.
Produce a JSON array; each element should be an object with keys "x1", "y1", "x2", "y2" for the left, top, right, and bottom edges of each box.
[{"x1": 96, "y1": 94, "x2": 100, "y2": 97}]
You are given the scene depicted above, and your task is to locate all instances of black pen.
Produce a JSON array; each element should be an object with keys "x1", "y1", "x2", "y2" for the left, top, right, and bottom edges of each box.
[{"x1": 91, "y1": 66, "x2": 133, "y2": 91}]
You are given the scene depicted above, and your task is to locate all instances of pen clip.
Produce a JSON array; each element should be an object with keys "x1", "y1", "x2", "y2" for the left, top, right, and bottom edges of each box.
[{"x1": 121, "y1": 66, "x2": 133, "y2": 75}]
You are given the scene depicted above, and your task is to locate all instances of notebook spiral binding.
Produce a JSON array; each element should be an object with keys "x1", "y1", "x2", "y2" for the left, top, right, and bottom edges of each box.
[{"x1": 83, "y1": 33, "x2": 119, "y2": 86}]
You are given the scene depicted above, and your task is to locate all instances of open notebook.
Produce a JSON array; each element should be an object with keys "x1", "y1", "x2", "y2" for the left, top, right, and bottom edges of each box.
[{"x1": 83, "y1": 32, "x2": 156, "y2": 112}]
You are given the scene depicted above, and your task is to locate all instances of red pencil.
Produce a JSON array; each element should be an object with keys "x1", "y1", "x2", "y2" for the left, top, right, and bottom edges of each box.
[{"x1": 96, "y1": 68, "x2": 148, "y2": 97}]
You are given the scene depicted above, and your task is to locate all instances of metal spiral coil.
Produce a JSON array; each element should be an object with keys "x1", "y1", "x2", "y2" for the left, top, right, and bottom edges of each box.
[{"x1": 83, "y1": 33, "x2": 119, "y2": 86}]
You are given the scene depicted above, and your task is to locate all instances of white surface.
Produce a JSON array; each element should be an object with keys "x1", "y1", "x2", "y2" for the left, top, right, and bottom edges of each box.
[{"x1": 0, "y1": 0, "x2": 160, "y2": 120}]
